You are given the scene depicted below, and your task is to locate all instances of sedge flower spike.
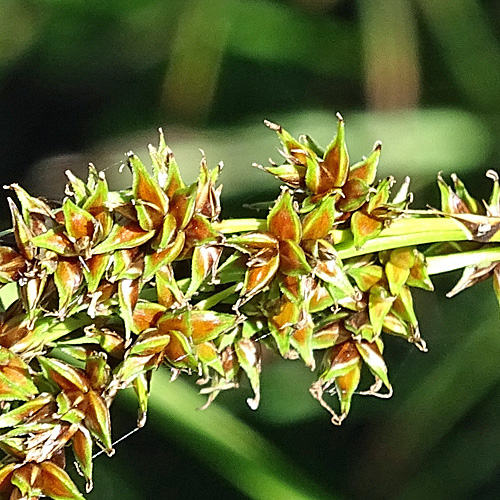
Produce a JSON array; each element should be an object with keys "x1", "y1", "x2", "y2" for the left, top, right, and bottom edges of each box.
[{"x1": 0, "y1": 117, "x2": 497, "y2": 498}]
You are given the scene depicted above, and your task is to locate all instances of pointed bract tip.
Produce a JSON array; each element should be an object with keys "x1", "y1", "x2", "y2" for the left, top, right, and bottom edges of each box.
[
  {"x1": 246, "y1": 396, "x2": 260, "y2": 410},
  {"x1": 336, "y1": 112, "x2": 344, "y2": 122},
  {"x1": 374, "y1": 140, "x2": 382, "y2": 151},
  {"x1": 486, "y1": 169, "x2": 499, "y2": 182},
  {"x1": 264, "y1": 120, "x2": 281, "y2": 131}
]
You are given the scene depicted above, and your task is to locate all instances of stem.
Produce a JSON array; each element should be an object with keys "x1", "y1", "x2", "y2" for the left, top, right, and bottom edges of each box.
[
  {"x1": 215, "y1": 218, "x2": 266, "y2": 233},
  {"x1": 214, "y1": 214, "x2": 500, "y2": 276},
  {"x1": 336, "y1": 217, "x2": 471, "y2": 259},
  {"x1": 426, "y1": 247, "x2": 500, "y2": 275}
]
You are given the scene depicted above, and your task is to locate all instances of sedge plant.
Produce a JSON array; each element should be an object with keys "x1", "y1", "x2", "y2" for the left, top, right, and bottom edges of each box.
[{"x1": 0, "y1": 114, "x2": 497, "y2": 499}]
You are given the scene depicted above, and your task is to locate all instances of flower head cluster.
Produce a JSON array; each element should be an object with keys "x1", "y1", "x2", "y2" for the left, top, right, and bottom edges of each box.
[{"x1": 0, "y1": 117, "x2": 498, "y2": 498}]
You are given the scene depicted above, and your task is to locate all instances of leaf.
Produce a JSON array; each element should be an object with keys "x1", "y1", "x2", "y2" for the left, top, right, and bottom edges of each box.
[
  {"x1": 129, "y1": 330, "x2": 171, "y2": 357},
  {"x1": 7, "y1": 183, "x2": 54, "y2": 225},
  {"x1": 83, "y1": 171, "x2": 112, "y2": 237},
  {"x1": 131, "y1": 301, "x2": 166, "y2": 334},
  {"x1": 169, "y1": 185, "x2": 197, "y2": 231},
  {"x1": 347, "y1": 264, "x2": 383, "y2": 292},
  {"x1": 312, "y1": 320, "x2": 343, "y2": 350},
  {"x1": 11, "y1": 463, "x2": 42, "y2": 498},
  {"x1": 306, "y1": 114, "x2": 349, "y2": 195},
  {"x1": 335, "y1": 361, "x2": 361, "y2": 417},
  {"x1": 161, "y1": 330, "x2": 197, "y2": 369},
  {"x1": 0, "y1": 246, "x2": 26, "y2": 282},
  {"x1": 322, "y1": 114, "x2": 349, "y2": 189},
  {"x1": 264, "y1": 120, "x2": 309, "y2": 165},
  {"x1": 268, "y1": 296, "x2": 300, "y2": 356},
  {"x1": 8, "y1": 198, "x2": 35, "y2": 260},
  {"x1": 129, "y1": 152, "x2": 168, "y2": 231},
  {"x1": 155, "y1": 265, "x2": 185, "y2": 309},
  {"x1": 0, "y1": 463, "x2": 16, "y2": 493},
  {"x1": 118, "y1": 278, "x2": 140, "y2": 336},
  {"x1": 337, "y1": 177, "x2": 370, "y2": 212},
  {"x1": 65, "y1": 170, "x2": 89, "y2": 203},
  {"x1": 143, "y1": 231, "x2": 185, "y2": 282},
  {"x1": 290, "y1": 312, "x2": 315, "y2": 369},
  {"x1": 260, "y1": 163, "x2": 306, "y2": 189},
  {"x1": 133, "y1": 372, "x2": 151, "y2": 428},
  {"x1": 406, "y1": 251, "x2": 434, "y2": 291},
  {"x1": 164, "y1": 152, "x2": 186, "y2": 199},
  {"x1": 85, "y1": 354, "x2": 110, "y2": 391},
  {"x1": 385, "y1": 261, "x2": 410, "y2": 297}
]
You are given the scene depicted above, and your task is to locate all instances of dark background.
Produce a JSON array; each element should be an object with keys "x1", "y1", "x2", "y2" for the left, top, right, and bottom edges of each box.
[{"x1": 2, "y1": 1, "x2": 500, "y2": 498}]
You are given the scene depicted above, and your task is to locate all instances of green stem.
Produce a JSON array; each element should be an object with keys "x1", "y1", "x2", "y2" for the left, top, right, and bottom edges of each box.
[
  {"x1": 215, "y1": 214, "x2": 500, "y2": 276},
  {"x1": 426, "y1": 247, "x2": 500, "y2": 275},
  {"x1": 336, "y1": 217, "x2": 471, "y2": 259},
  {"x1": 215, "y1": 218, "x2": 266, "y2": 233}
]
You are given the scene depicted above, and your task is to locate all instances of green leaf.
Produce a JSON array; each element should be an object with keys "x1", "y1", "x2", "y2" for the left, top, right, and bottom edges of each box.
[{"x1": 290, "y1": 312, "x2": 315, "y2": 370}]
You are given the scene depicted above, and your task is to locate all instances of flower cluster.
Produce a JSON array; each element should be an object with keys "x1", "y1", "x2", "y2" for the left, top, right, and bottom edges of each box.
[{"x1": 0, "y1": 116, "x2": 498, "y2": 498}]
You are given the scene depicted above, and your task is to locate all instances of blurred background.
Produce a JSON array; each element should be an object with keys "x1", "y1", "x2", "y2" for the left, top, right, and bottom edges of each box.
[{"x1": 2, "y1": 0, "x2": 500, "y2": 498}]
